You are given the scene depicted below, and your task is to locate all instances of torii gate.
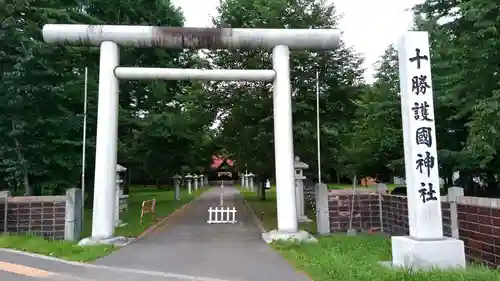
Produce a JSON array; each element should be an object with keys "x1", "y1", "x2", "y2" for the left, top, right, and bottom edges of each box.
[{"x1": 42, "y1": 24, "x2": 340, "y2": 244}]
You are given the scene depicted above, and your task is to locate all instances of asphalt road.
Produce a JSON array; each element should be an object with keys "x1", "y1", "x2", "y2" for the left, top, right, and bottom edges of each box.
[{"x1": 0, "y1": 186, "x2": 310, "y2": 281}]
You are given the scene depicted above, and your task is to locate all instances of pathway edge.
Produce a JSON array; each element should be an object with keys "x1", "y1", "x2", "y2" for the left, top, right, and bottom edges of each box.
[
  {"x1": 236, "y1": 188, "x2": 266, "y2": 233},
  {"x1": 235, "y1": 187, "x2": 315, "y2": 281},
  {"x1": 135, "y1": 187, "x2": 209, "y2": 241}
]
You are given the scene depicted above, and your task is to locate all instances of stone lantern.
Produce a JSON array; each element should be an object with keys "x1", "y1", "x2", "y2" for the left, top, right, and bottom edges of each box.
[
  {"x1": 248, "y1": 172, "x2": 255, "y2": 191},
  {"x1": 294, "y1": 156, "x2": 311, "y2": 222},
  {"x1": 244, "y1": 173, "x2": 249, "y2": 189},
  {"x1": 172, "y1": 174, "x2": 182, "y2": 200},
  {"x1": 115, "y1": 164, "x2": 127, "y2": 227},
  {"x1": 185, "y1": 173, "x2": 193, "y2": 194},
  {"x1": 193, "y1": 174, "x2": 199, "y2": 191},
  {"x1": 199, "y1": 174, "x2": 204, "y2": 187}
]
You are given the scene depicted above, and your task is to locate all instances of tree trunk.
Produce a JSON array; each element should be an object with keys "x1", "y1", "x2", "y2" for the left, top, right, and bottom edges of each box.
[
  {"x1": 11, "y1": 122, "x2": 31, "y2": 195},
  {"x1": 485, "y1": 171, "x2": 497, "y2": 197}
]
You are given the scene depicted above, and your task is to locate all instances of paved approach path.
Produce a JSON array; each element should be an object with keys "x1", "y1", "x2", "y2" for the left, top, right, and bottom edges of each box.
[
  {"x1": 0, "y1": 248, "x2": 213, "y2": 281},
  {"x1": 94, "y1": 185, "x2": 310, "y2": 281}
]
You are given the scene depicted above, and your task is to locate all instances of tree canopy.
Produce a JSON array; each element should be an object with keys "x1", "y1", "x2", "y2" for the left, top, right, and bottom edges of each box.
[{"x1": 2, "y1": 0, "x2": 500, "y2": 197}]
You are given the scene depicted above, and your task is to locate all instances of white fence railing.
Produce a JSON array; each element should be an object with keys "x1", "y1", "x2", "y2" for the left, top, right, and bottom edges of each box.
[{"x1": 207, "y1": 207, "x2": 237, "y2": 224}]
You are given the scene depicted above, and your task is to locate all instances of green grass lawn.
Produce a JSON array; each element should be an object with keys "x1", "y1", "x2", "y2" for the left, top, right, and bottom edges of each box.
[
  {"x1": 238, "y1": 187, "x2": 316, "y2": 234},
  {"x1": 0, "y1": 186, "x2": 204, "y2": 262},
  {"x1": 239, "y1": 186, "x2": 499, "y2": 281},
  {"x1": 273, "y1": 235, "x2": 498, "y2": 281},
  {"x1": 0, "y1": 235, "x2": 114, "y2": 261}
]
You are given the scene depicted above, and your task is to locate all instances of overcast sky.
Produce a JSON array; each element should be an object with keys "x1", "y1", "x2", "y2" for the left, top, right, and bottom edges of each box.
[{"x1": 170, "y1": 0, "x2": 424, "y2": 83}]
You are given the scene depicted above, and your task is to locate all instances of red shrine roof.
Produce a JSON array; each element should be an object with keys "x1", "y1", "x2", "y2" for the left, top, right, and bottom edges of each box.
[{"x1": 211, "y1": 155, "x2": 234, "y2": 169}]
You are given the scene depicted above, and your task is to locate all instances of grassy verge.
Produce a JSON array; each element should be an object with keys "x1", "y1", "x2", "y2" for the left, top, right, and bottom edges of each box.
[
  {"x1": 274, "y1": 235, "x2": 498, "y2": 281},
  {"x1": 0, "y1": 186, "x2": 204, "y2": 262},
  {"x1": 238, "y1": 187, "x2": 316, "y2": 234},
  {"x1": 328, "y1": 183, "x2": 397, "y2": 190},
  {"x1": 0, "y1": 235, "x2": 113, "y2": 261},
  {"x1": 239, "y1": 187, "x2": 498, "y2": 281}
]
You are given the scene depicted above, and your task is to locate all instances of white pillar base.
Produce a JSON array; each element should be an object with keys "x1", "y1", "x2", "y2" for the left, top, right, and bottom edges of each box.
[
  {"x1": 261, "y1": 229, "x2": 317, "y2": 244},
  {"x1": 78, "y1": 236, "x2": 131, "y2": 247},
  {"x1": 385, "y1": 236, "x2": 466, "y2": 269},
  {"x1": 297, "y1": 216, "x2": 312, "y2": 223}
]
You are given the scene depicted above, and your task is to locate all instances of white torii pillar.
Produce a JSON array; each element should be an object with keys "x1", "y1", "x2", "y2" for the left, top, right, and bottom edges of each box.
[{"x1": 42, "y1": 24, "x2": 340, "y2": 243}]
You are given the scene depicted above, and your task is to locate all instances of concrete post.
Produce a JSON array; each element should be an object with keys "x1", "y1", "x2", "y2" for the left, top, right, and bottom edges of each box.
[
  {"x1": 315, "y1": 183, "x2": 330, "y2": 235},
  {"x1": 65, "y1": 188, "x2": 82, "y2": 241},
  {"x1": 0, "y1": 190, "x2": 11, "y2": 197},
  {"x1": 241, "y1": 174, "x2": 245, "y2": 187},
  {"x1": 447, "y1": 186, "x2": 464, "y2": 239},
  {"x1": 200, "y1": 175, "x2": 204, "y2": 187}
]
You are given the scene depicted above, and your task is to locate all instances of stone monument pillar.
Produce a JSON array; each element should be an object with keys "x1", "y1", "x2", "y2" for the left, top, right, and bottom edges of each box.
[
  {"x1": 199, "y1": 174, "x2": 204, "y2": 187},
  {"x1": 389, "y1": 31, "x2": 465, "y2": 269}
]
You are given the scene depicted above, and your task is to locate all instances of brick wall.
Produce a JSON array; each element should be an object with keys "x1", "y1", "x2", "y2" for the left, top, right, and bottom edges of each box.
[
  {"x1": 0, "y1": 196, "x2": 66, "y2": 240},
  {"x1": 327, "y1": 190, "x2": 500, "y2": 267},
  {"x1": 328, "y1": 189, "x2": 380, "y2": 232},
  {"x1": 456, "y1": 197, "x2": 500, "y2": 267}
]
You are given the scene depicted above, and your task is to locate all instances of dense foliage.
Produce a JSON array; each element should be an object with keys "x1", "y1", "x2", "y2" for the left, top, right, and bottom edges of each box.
[
  {"x1": 348, "y1": 0, "x2": 500, "y2": 196},
  {"x1": 1, "y1": 0, "x2": 499, "y2": 197}
]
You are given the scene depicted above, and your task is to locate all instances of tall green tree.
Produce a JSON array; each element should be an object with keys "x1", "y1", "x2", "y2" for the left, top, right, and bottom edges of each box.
[
  {"x1": 0, "y1": 0, "x2": 101, "y2": 195},
  {"x1": 209, "y1": 0, "x2": 364, "y2": 180},
  {"x1": 0, "y1": 0, "x2": 216, "y2": 197}
]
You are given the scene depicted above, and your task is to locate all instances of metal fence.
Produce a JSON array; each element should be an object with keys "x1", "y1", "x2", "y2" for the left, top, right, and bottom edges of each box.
[{"x1": 303, "y1": 179, "x2": 316, "y2": 215}]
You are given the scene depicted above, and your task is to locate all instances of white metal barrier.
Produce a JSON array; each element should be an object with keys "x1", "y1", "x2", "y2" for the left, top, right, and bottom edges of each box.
[{"x1": 207, "y1": 207, "x2": 237, "y2": 224}]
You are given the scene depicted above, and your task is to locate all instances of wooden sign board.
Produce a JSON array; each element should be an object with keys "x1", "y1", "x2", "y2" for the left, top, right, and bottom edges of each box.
[{"x1": 140, "y1": 199, "x2": 156, "y2": 225}]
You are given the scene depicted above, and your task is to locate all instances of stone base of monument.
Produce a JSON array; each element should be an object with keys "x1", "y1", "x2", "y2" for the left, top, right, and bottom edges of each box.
[
  {"x1": 380, "y1": 236, "x2": 466, "y2": 270},
  {"x1": 262, "y1": 230, "x2": 317, "y2": 243},
  {"x1": 78, "y1": 236, "x2": 132, "y2": 247},
  {"x1": 298, "y1": 216, "x2": 313, "y2": 223}
]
